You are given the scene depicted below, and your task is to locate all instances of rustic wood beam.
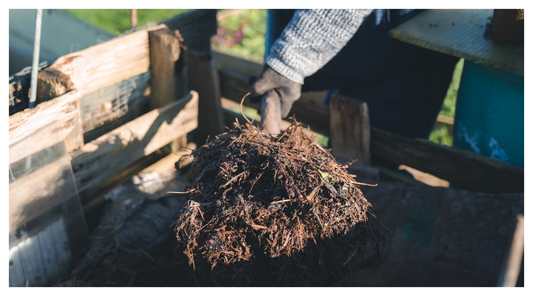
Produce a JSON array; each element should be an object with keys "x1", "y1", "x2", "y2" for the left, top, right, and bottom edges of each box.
[
  {"x1": 36, "y1": 24, "x2": 166, "y2": 102},
  {"x1": 188, "y1": 52, "x2": 225, "y2": 143},
  {"x1": 70, "y1": 91, "x2": 198, "y2": 194},
  {"x1": 330, "y1": 93, "x2": 371, "y2": 165},
  {"x1": 370, "y1": 128, "x2": 524, "y2": 193},
  {"x1": 9, "y1": 89, "x2": 86, "y2": 158},
  {"x1": 149, "y1": 26, "x2": 182, "y2": 109}
]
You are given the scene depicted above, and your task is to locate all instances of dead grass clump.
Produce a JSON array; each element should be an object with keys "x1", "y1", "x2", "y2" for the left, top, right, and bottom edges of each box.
[{"x1": 174, "y1": 119, "x2": 388, "y2": 286}]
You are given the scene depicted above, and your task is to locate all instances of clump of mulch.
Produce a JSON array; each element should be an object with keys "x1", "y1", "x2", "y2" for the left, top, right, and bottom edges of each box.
[{"x1": 174, "y1": 119, "x2": 388, "y2": 286}]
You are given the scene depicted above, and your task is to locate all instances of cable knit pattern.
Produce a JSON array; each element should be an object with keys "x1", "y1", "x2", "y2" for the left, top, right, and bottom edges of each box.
[{"x1": 265, "y1": 9, "x2": 372, "y2": 84}]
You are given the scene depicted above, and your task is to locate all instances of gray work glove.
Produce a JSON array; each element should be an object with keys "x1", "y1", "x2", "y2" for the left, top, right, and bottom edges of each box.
[
  {"x1": 249, "y1": 65, "x2": 302, "y2": 135},
  {"x1": 249, "y1": 65, "x2": 302, "y2": 118}
]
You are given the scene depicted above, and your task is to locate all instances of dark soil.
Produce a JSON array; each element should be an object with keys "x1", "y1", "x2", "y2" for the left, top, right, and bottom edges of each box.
[{"x1": 174, "y1": 119, "x2": 389, "y2": 286}]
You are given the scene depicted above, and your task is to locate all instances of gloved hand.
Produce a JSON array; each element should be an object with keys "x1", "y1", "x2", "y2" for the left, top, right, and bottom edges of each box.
[{"x1": 249, "y1": 65, "x2": 302, "y2": 119}]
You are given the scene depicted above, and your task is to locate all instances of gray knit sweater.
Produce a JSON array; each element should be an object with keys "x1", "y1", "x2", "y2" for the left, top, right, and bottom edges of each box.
[{"x1": 265, "y1": 9, "x2": 373, "y2": 84}]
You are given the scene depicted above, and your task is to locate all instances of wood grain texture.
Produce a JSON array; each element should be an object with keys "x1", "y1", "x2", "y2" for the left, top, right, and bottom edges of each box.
[
  {"x1": 9, "y1": 157, "x2": 75, "y2": 232},
  {"x1": 149, "y1": 27, "x2": 182, "y2": 109},
  {"x1": 80, "y1": 71, "x2": 152, "y2": 142},
  {"x1": 370, "y1": 128, "x2": 524, "y2": 193},
  {"x1": 212, "y1": 50, "x2": 263, "y2": 77},
  {"x1": 329, "y1": 93, "x2": 370, "y2": 165},
  {"x1": 188, "y1": 52, "x2": 225, "y2": 142},
  {"x1": 36, "y1": 24, "x2": 166, "y2": 102},
  {"x1": 70, "y1": 91, "x2": 198, "y2": 193},
  {"x1": 9, "y1": 89, "x2": 86, "y2": 159}
]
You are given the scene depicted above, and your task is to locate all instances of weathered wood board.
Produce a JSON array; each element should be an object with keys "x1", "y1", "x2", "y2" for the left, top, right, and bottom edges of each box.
[
  {"x1": 70, "y1": 91, "x2": 198, "y2": 194},
  {"x1": 149, "y1": 26, "x2": 182, "y2": 109},
  {"x1": 80, "y1": 71, "x2": 152, "y2": 143},
  {"x1": 9, "y1": 89, "x2": 86, "y2": 157},
  {"x1": 370, "y1": 128, "x2": 524, "y2": 193},
  {"x1": 37, "y1": 24, "x2": 166, "y2": 102},
  {"x1": 188, "y1": 52, "x2": 225, "y2": 142},
  {"x1": 330, "y1": 93, "x2": 370, "y2": 165}
]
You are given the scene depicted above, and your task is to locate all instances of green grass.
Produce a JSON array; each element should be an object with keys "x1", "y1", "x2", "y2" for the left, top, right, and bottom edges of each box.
[
  {"x1": 63, "y1": 9, "x2": 462, "y2": 147},
  {"x1": 440, "y1": 59, "x2": 464, "y2": 118},
  {"x1": 62, "y1": 9, "x2": 190, "y2": 35},
  {"x1": 429, "y1": 59, "x2": 464, "y2": 146}
]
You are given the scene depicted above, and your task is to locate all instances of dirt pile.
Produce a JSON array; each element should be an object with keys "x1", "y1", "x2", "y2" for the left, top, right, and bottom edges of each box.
[{"x1": 174, "y1": 119, "x2": 388, "y2": 286}]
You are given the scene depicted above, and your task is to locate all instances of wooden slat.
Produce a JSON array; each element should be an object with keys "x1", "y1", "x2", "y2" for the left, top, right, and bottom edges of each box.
[
  {"x1": 9, "y1": 89, "x2": 86, "y2": 159},
  {"x1": 188, "y1": 52, "x2": 225, "y2": 142},
  {"x1": 80, "y1": 71, "x2": 152, "y2": 143},
  {"x1": 9, "y1": 156, "x2": 75, "y2": 232},
  {"x1": 36, "y1": 24, "x2": 166, "y2": 102},
  {"x1": 212, "y1": 50, "x2": 263, "y2": 77},
  {"x1": 70, "y1": 91, "x2": 198, "y2": 193},
  {"x1": 330, "y1": 93, "x2": 370, "y2": 164},
  {"x1": 149, "y1": 26, "x2": 182, "y2": 109},
  {"x1": 217, "y1": 55, "x2": 523, "y2": 193},
  {"x1": 371, "y1": 128, "x2": 524, "y2": 193}
]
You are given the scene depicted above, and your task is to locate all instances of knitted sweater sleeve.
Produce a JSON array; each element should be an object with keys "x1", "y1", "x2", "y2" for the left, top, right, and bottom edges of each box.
[{"x1": 265, "y1": 9, "x2": 372, "y2": 84}]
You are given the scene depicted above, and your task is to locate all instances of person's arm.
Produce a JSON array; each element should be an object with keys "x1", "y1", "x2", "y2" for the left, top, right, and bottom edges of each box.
[
  {"x1": 251, "y1": 9, "x2": 372, "y2": 134},
  {"x1": 266, "y1": 9, "x2": 372, "y2": 84}
]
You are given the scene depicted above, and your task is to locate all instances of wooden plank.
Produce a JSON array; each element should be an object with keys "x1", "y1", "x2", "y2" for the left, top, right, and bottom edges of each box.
[
  {"x1": 9, "y1": 119, "x2": 80, "y2": 233},
  {"x1": 162, "y1": 9, "x2": 217, "y2": 55},
  {"x1": 212, "y1": 50, "x2": 263, "y2": 77},
  {"x1": 329, "y1": 93, "x2": 370, "y2": 165},
  {"x1": 9, "y1": 89, "x2": 86, "y2": 158},
  {"x1": 217, "y1": 54, "x2": 523, "y2": 193},
  {"x1": 149, "y1": 26, "x2": 182, "y2": 109},
  {"x1": 78, "y1": 144, "x2": 174, "y2": 206},
  {"x1": 80, "y1": 71, "x2": 152, "y2": 142},
  {"x1": 140, "y1": 143, "x2": 197, "y2": 175},
  {"x1": 188, "y1": 52, "x2": 225, "y2": 143},
  {"x1": 70, "y1": 91, "x2": 198, "y2": 194},
  {"x1": 371, "y1": 128, "x2": 524, "y2": 193},
  {"x1": 36, "y1": 24, "x2": 166, "y2": 102},
  {"x1": 9, "y1": 156, "x2": 75, "y2": 232},
  {"x1": 389, "y1": 9, "x2": 523, "y2": 75}
]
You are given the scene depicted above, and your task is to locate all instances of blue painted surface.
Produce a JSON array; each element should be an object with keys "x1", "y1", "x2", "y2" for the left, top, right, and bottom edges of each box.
[{"x1": 453, "y1": 60, "x2": 524, "y2": 168}]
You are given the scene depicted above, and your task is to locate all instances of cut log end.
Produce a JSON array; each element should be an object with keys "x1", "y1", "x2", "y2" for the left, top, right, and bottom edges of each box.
[{"x1": 37, "y1": 68, "x2": 74, "y2": 103}]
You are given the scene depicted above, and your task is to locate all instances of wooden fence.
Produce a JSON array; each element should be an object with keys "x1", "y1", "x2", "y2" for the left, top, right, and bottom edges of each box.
[{"x1": 8, "y1": 9, "x2": 524, "y2": 286}]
